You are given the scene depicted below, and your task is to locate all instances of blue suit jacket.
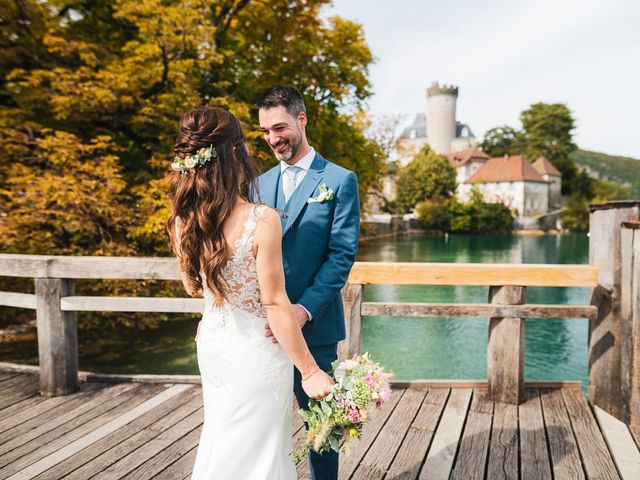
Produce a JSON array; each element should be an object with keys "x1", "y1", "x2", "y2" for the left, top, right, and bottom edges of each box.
[{"x1": 255, "y1": 153, "x2": 360, "y2": 346}]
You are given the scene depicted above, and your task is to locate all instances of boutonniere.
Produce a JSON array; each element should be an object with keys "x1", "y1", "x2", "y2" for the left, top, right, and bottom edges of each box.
[{"x1": 307, "y1": 183, "x2": 334, "y2": 203}]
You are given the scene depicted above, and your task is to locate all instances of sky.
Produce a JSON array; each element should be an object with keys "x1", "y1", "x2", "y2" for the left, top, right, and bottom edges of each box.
[{"x1": 328, "y1": 0, "x2": 640, "y2": 158}]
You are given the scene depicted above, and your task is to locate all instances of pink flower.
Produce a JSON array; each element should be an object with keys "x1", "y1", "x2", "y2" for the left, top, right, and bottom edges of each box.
[{"x1": 348, "y1": 409, "x2": 361, "y2": 423}]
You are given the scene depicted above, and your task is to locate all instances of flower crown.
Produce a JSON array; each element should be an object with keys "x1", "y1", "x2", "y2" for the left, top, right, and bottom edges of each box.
[{"x1": 171, "y1": 145, "x2": 217, "y2": 174}]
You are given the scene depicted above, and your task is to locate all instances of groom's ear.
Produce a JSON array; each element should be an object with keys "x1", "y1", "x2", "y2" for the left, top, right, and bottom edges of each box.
[{"x1": 297, "y1": 111, "x2": 307, "y2": 129}]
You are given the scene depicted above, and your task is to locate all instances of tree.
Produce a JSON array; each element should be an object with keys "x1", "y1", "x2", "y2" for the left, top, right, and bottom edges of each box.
[
  {"x1": 0, "y1": 0, "x2": 384, "y2": 328},
  {"x1": 395, "y1": 145, "x2": 457, "y2": 212},
  {"x1": 519, "y1": 103, "x2": 578, "y2": 194},
  {"x1": 415, "y1": 187, "x2": 514, "y2": 233},
  {"x1": 480, "y1": 126, "x2": 521, "y2": 157}
]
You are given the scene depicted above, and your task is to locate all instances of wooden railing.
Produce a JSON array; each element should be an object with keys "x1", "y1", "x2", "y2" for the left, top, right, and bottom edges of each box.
[
  {"x1": 0, "y1": 201, "x2": 638, "y2": 424},
  {"x1": 0, "y1": 255, "x2": 597, "y2": 403}
]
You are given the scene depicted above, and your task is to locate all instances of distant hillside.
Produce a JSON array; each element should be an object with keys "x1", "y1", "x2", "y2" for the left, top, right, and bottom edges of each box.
[{"x1": 570, "y1": 149, "x2": 640, "y2": 197}]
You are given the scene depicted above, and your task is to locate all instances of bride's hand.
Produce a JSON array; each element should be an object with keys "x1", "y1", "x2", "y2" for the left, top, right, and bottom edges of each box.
[{"x1": 301, "y1": 369, "x2": 335, "y2": 400}]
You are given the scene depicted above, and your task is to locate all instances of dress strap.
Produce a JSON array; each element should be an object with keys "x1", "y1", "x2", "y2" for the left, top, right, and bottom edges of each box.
[{"x1": 236, "y1": 204, "x2": 267, "y2": 252}]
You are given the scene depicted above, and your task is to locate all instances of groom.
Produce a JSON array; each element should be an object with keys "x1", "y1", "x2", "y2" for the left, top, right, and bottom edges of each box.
[{"x1": 255, "y1": 85, "x2": 360, "y2": 480}]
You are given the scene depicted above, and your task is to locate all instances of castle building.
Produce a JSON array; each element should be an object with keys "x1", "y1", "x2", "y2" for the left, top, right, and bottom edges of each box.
[
  {"x1": 396, "y1": 82, "x2": 476, "y2": 166},
  {"x1": 532, "y1": 156, "x2": 562, "y2": 208},
  {"x1": 460, "y1": 155, "x2": 552, "y2": 216}
]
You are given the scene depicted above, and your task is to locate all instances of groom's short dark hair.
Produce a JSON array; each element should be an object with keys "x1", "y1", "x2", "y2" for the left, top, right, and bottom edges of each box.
[{"x1": 256, "y1": 85, "x2": 306, "y2": 118}]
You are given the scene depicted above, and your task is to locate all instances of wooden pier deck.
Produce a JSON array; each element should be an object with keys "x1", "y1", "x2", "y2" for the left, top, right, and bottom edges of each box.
[{"x1": 1, "y1": 372, "x2": 639, "y2": 479}]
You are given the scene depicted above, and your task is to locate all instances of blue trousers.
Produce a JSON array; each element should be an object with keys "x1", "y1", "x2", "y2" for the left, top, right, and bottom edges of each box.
[{"x1": 293, "y1": 343, "x2": 339, "y2": 480}]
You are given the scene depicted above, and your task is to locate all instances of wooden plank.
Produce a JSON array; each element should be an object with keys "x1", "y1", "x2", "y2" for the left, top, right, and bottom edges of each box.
[
  {"x1": 540, "y1": 388, "x2": 585, "y2": 479},
  {"x1": 0, "y1": 372, "x2": 20, "y2": 384},
  {"x1": 385, "y1": 388, "x2": 449, "y2": 480},
  {"x1": 454, "y1": 389, "x2": 493, "y2": 480},
  {"x1": 392, "y1": 379, "x2": 583, "y2": 390},
  {"x1": 8, "y1": 385, "x2": 192, "y2": 480},
  {"x1": 0, "y1": 292, "x2": 36, "y2": 309},
  {"x1": 60, "y1": 296, "x2": 203, "y2": 313},
  {"x1": 0, "y1": 382, "x2": 138, "y2": 462},
  {"x1": 351, "y1": 388, "x2": 426, "y2": 480},
  {"x1": 419, "y1": 388, "x2": 472, "y2": 480},
  {"x1": 519, "y1": 389, "x2": 552, "y2": 480},
  {"x1": 0, "y1": 384, "x2": 164, "y2": 477},
  {"x1": 562, "y1": 388, "x2": 620, "y2": 479},
  {"x1": 362, "y1": 302, "x2": 597, "y2": 319},
  {"x1": 594, "y1": 405, "x2": 640, "y2": 480},
  {"x1": 349, "y1": 262, "x2": 598, "y2": 287},
  {"x1": 59, "y1": 388, "x2": 203, "y2": 480},
  {"x1": 0, "y1": 254, "x2": 599, "y2": 286},
  {"x1": 150, "y1": 446, "x2": 197, "y2": 479},
  {"x1": 121, "y1": 423, "x2": 201, "y2": 480},
  {"x1": 0, "y1": 373, "x2": 36, "y2": 393},
  {"x1": 0, "y1": 394, "x2": 43, "y2": 423},
  {"x1": 35, "y1": 278, "x2": 78, "y2": 396},
  {"x1": 0, "y1": 383, "x2": 134, "y2": 447},
  {"x1": 589, "y1": 204, "x2": 639, "y2": 421},
  {"x1": 338, "y1": 283, "x2": 363, "y2": 362},
  {"x1": 0, "y1": 375, "x2": 39, "y2": 410},
  {"x1": 486, "y1": 400, "x2": 518, "y2": 479},
  {"x1": 487, "y1": 285, "x2": 526, "y2": 404},
  {"x1": 0, "y1": 383, "x2": 101, "y2": 435},
  {"x1": 91, "y1": 407, "x2": 203, "y2": 479},
  {"x1": 0, "y1": 254, "x2": 181, "y2": 280},
  {"x1": 620, "y1": 226, "x2": 635, "y2": 424},
  {"x1": 626, "y1": 227, "x2": 640, "y2": 429},
  {"x1": 338, "y1": 389, "x2": 404, "y2": 479}
]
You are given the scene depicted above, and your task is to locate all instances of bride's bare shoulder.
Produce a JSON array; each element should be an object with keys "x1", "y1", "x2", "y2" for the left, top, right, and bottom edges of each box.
[{"x1": 254, "y1": 204, "x2": 282, "y2": 234}]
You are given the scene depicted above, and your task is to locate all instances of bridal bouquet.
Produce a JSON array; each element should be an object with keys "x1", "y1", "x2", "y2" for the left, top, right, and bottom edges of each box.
[{"x1": 291, "y1": 353, "x2": 392, "y2": 464}]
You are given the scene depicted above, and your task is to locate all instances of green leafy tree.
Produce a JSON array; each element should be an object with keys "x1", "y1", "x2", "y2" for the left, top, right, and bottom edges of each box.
[
  {"x1": 519, "y1": 103, "x2": 578, "y2": 194},
  {"x1": 415, "y1": 187, "x2": 514, "y2": 233},
  {"x1": 479, "y1": 126, "x2": 521, "y2": 157},
  {"x1": 395, "y1": 145, "x2": 457, "y2": 212}
]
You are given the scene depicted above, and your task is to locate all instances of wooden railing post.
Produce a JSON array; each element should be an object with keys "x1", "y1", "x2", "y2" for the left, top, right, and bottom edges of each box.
[
  {"x1": 621, "y1": 220, "x2": 640, "y2": 429},
  {"x1": 338, "y1": 283, "x2": 363, "y2": 362},
  {"x1": 487, "y1": 285, "x2": 526, "y2": 404},
  {"x1": 589, "y1": 200, "x2": 640, "y2": 421},
  {"x1": 34, "y1": 278, "x2": 78, "y2": 396}
]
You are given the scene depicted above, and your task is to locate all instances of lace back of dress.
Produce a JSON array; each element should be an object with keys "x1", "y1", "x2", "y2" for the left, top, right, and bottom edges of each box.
[{"x1": 203, "y1": 204, "x2": 267, "y2": 318}]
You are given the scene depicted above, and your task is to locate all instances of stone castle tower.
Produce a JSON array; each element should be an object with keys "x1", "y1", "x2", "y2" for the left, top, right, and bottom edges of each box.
[{"x1": 426, "y1": 82, "x2": 458, "y2": 154}]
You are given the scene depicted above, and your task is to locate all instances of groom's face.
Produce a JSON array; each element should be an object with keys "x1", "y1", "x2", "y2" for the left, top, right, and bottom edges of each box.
[{"x1": 258, "y1": 106, "x2": 306, "y2": 163}]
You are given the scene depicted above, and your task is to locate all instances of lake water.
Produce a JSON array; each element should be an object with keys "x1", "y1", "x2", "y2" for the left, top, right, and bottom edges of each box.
[
  {"x1": 1, "y1": 233, "x2": 591, "y2": 389},
  {"x1": 357, "y1": 233, "x2": 590, "y2": 388}
]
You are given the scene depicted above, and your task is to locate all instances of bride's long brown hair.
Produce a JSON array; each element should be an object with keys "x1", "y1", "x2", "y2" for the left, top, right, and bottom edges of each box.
[{"x1": 167, "y1": 106, "x2": 261, "y2": 305}]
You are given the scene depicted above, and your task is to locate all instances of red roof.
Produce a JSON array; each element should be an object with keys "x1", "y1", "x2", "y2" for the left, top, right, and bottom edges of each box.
[
  {"x1": 446, "y1": 148, "x2": 489, "y2": 167},
  {"x1": 532, "y1": 156, "x2": 562, "y2": 176},
  {"x1": 465, "y1": 155, "x2": 548, "y2": 184}
]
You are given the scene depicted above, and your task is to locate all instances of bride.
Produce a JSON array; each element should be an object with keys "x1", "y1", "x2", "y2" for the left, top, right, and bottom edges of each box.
[{"x1": 167, "y1": 106, "x2": 334, "y2": 479}]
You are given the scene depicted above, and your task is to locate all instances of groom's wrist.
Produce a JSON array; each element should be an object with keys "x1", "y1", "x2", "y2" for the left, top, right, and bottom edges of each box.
[{"x1": 298, "y1": 304, "x2": 313, "y2": 323}]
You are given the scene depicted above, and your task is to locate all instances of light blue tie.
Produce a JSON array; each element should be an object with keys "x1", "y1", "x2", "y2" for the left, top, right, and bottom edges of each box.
[{"x1": 283, "y1": 166, "x2": 301, "y2": 203}]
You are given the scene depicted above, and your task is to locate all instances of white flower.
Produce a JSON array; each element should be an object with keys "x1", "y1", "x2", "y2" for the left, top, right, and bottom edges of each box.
[
  {"x1": 316, "y1": 192, "x2": 327, "y2": 202},
  {"x1": 184, "y1": 156, "x2": 198, "y2": 169}
]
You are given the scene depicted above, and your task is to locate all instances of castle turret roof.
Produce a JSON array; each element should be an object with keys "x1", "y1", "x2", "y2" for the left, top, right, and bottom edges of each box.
[
  {"x1": 465, "y1": 155, "x2": 548, "y2": 184},
  {"x1": 532, "y1": 156, "x2": 562, "y2": 176}
]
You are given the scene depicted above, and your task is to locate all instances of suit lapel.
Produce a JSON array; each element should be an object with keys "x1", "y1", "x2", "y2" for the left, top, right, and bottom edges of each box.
[
  {"x1": 283, "y1": 153, "x2": 326, "y2": 236},
  {"x1": 258, "y1": 165, "x2": 280, "y2": 208}
]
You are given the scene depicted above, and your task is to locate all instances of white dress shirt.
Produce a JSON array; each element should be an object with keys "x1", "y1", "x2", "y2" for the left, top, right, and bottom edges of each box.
[{"x1": 279, "y1": 146, "x2": 315, "y2": 192}]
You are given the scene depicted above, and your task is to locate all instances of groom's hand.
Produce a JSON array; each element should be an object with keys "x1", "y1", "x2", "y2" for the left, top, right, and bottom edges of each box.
[{"x1": 264, "y1": 304, "x2": 309, "y2": 344}]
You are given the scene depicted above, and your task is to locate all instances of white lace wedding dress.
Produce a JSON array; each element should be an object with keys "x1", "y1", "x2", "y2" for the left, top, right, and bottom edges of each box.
[{"x1": 191, "y1": 205, "x2": 296, "y2": 479}]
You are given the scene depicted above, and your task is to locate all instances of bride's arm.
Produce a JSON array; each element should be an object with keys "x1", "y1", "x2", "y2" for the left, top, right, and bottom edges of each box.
[{"x1": 254, "y1": 207, "x2": 334, "y2": 399}]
